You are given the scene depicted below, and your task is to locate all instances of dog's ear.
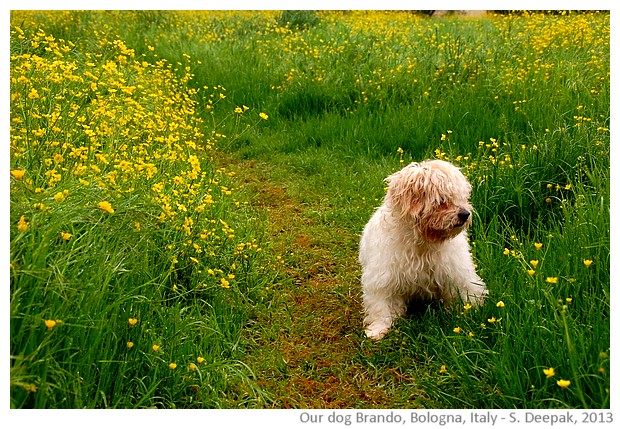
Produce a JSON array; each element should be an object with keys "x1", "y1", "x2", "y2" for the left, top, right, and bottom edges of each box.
[{"x1": 385, "y1": 168, "x2": 425, "y2": 217}]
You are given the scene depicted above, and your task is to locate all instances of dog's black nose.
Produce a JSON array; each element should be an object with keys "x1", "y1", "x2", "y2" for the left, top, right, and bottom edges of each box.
[{"x1": 457, "y1": 209, "x2": 470, "y2": 223}]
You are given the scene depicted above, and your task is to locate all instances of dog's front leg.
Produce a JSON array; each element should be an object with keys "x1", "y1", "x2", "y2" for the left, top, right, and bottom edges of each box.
[{"x1": 362, "y1": 290, "x2": 406, "y2": 340}]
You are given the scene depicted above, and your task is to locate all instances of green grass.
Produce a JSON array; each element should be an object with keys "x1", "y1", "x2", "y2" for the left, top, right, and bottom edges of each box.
[{"x1": 10, "y1": 10, "x2": 610, "y2": 409}]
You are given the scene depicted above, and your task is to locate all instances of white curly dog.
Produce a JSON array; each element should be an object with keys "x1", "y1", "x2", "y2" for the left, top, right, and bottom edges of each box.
[{"x1": 359, "y1": 159, "x2": 487, "y2": 340}]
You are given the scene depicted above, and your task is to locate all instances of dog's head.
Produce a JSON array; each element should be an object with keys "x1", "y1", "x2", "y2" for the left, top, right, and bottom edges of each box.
[{"x1": 385, "y1": 159, "x2": 474, "y2": 242}]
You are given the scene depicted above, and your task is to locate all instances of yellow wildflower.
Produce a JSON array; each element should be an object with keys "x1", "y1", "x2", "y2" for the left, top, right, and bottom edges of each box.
[
  {"x1": 44, "y1": 320, "x2": 56, "y2": 329},
  {"x1": 463, "y1": 303, "x2": 472, "y2": 311},
  {"x1": 503, "y1": 248, "x2": 510, "y2": 255},
  {"x1": 530, "y1": 260, "x2": 539, "y2": 268},
  {"x1": 496, "y1": 301, "x2": 505, "y2": 308},
  {"x1": 98, "y1": 201, "x2": 115, "y2": 214},
  {"x1": 11, "y1": 169, "x2": 25, "y2": 180},
  {"x1": 54, "y1": 190, "x2": 69, "y2": 201},
  {"x1": 17, "y1": 215, "x2": 29, "y2": 232},
  {"x1": 259, "y1": 112, "x2": 269, "y2": 120},
  {"x1": 188, "y1": 363, "x2": 197, "y2": 371},
  {"x1": 152, "y1": 344, "x2": 160, "y2": 352},
  {"x1": 128, "y1": 318, "x2": 138, "y2": 327},
  {"x1": 534, "y1": 242, "x2": 543, "y2": 250},
  {"x1": 197, "y1": 356, "x2": 205, "y2": 364},
  {"x1": 439, "y1": 365, "x2": 447, "y2": 373},
  {"x1": 583, "y1": 260, "x2": 593, "y2": 268},
  {"x1": 60, "y1": 232, "x2": 72, "y2": 241},
  {"x1": 557, "y1": 379, "x2": 571, "y2": 388},
  {"x1": 220, "y1": 278, "x2": 230, "y2": 288},
  {"x1": 546, "y1": 277, "x2": 558, "y2": 284},
  {"x1": 169, "y1": 363, "x2": 177, "y2": 370},
  {"x1": 453, "y1": 327, "x2": 461, "y2": 334},
  {"x1": 127, "y1": 341, "x2": 134, "y2": 349},
  {"x1": 543, "y1": 367, "x2": 555, "y2": 378},
  {"x1": 527, "y1": 269, "x2": 536, "y2": 276}
]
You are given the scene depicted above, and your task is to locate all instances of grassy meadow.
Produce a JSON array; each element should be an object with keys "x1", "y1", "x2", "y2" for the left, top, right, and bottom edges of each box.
[{"x1": 9, "y1": 10, "x2": 610, "y2": 409}]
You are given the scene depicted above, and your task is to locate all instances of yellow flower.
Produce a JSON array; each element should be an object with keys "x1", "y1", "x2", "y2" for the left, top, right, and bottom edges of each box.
[
  {"x1": 11, "y1": 169, "x2": 25, "y2": 180},
  {"x1": 197, "y1": 356, "x2": 205, "y2": 364},
  {"x1": 44, "y1": 320, "x2": 56, "y2": 329},
  {"x1": 128, "y1": 318, "x2": 138, "y2": 327},
  {"x1": 546, "y1": 277, "x2": 558, "y2": 284},
  {"x1": 259, "y1": 112, "x2": 269, "y2": 120},
  {"x1": 453, "y1": 327, "x2": 461, "y2": 334},
  {"x1": 127, "y1": 341, "x2": 134, "y2": 349},
  {"x1": 557, "y1": 379, "x2": 571, "y2": 388},
  {"x1": 463, "y1": 303, "x2": 472, "y2": 311},
  {"x1": 543, "y1": 367, "x2": 555, "y2": 378},
  {"x1": 188, "y1": 363, "x2": 197, "y2": 371},
  {"x1": 583, "y1": 259, "x2": 593, "y2": 268},
  {"x1": 22, "y1": 383, "x2": 38, "y2": 393},
  {"x1": 152, "y1": 344, "x2": 160, "y2": 352},
  {"x1": 527, "y1": 269, "x2": 536, "y2": 276},
  {"x1": 503, "y1": 248, "x2": 510, "y2": 255},
  {"x1": 60, "y1": 232, "x2": 72, "y2": 241},
  {"x1": 220, "y1": 278, "x2": 230, "y2": 288},
  {"x1": 496, "y1": 301, "x2": 505, "y2": 308},
  {"x1": 169, "y1": 363, "x2": 177, "y2": 370},
  {"x1": 565, "y1": 297, "x2": 572, "y2": 303},
  {"x1": 530, "y1": 260, "x2": 539, "y2": 268},
  {"x1": 439, "y1": 365, "x2": 447, "y2": 373},
  {"x1": 17, "y1": 215, "x2": 29, "y2": 232},
  {"x1": 534, "y1": 242, "x2": 543, "y2": 250},
  {"x1": 54, "y1": 190, "x2": 69, "y2": 201},
  {"x1": 98, "y1": 201, "x2": 115, "y2": 214}
]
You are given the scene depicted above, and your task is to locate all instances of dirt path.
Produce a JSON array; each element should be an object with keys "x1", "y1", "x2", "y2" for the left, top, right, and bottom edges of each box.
[{"x1": 233, "y1": 158, "x2": 405, "y2": 408}]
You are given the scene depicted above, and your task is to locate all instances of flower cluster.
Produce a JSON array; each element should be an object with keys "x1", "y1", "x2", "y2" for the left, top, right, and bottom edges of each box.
[{"x1": 10, "y1": 24, "x2": 269, "y2": 295}]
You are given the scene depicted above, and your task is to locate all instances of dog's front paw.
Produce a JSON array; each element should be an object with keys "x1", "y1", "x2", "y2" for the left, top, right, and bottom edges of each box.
[{"x1": 365, "y1": 320, "x2": 391, "y2": 340}]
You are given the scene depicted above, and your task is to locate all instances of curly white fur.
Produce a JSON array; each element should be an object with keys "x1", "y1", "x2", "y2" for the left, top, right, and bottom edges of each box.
[{"x1": 359, "y1": 159, "x2": 487, "y2": 340}]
